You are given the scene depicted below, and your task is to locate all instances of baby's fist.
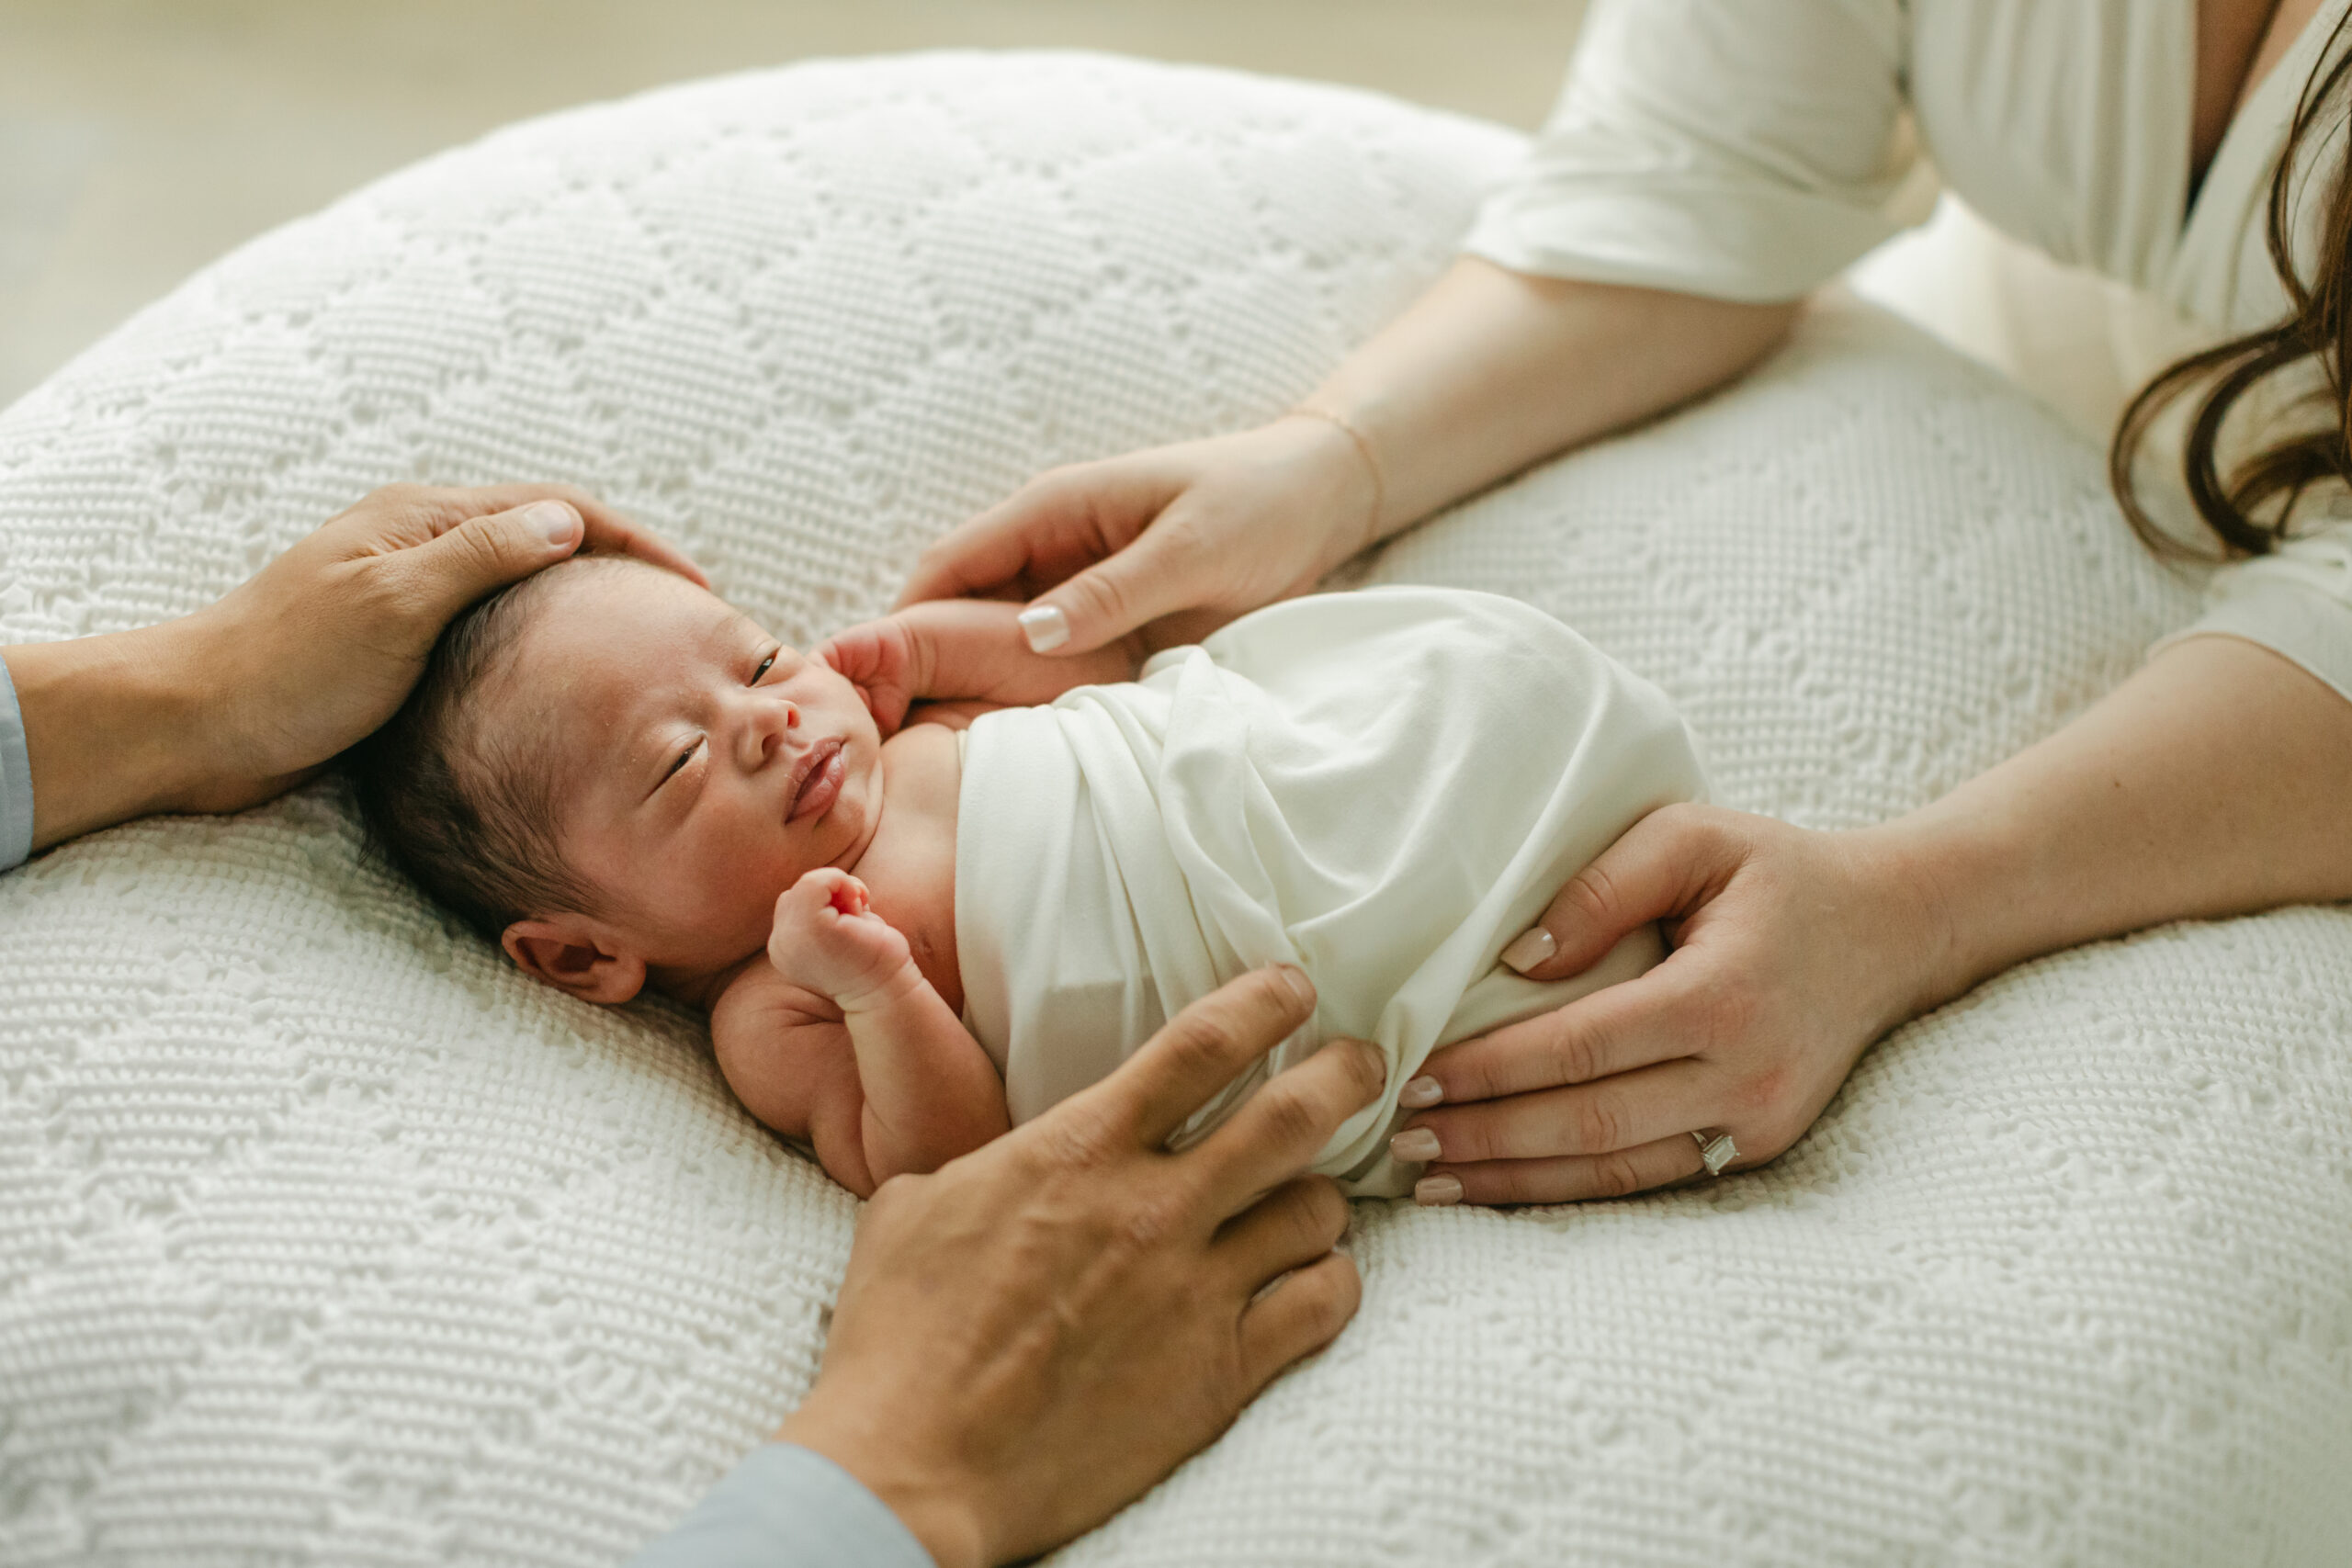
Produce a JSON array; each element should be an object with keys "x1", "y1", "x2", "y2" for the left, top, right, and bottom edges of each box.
[{"x1": 770, "y1": 867, "x2": 916, "y2": 1010}]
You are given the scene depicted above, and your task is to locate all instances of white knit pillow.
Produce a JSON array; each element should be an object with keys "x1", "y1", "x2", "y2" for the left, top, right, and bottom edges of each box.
[{"x1": 3, "y1": 51, "x2": 2347, "y2": 1568}]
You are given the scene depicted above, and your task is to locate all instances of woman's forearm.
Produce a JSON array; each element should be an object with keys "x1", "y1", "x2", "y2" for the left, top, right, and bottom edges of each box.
[
  {"x1": 1873, "y1": 634, "x2": 2352, "y2": 1010},
  {"x1": 1301, "y1": 256, "x2": 1801, "y2": 537}
]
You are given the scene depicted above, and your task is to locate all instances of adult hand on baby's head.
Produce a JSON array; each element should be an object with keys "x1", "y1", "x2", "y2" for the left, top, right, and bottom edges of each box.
[
  {"x1": 176, "y1": 482, "x2": 702, "y2": 816},
  {"x1": 1394, "y1": 804, "x2": 1953, "y2": 1204},
  {"x1": 897, "y1": 414, "x2": 1382, "y2": 658},
  {"x1": 15, "y1": 481, "x2": 704, "y2": 853},
  {"x1": 778, "y1": 965, "x2": 1385, "y2": 1568}
]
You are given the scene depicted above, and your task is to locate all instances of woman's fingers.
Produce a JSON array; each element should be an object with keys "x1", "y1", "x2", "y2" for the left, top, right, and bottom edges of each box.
[
  {"x1": 899, "y1": 460, "x2": 1182, "y2": 612},
  {"x1": 1501, "y1": 804, "x2": 1742, "y2": 983},
  {"x1": 1235, "y1": 1251, "x2": 1362, "y2": 1391},
  {"x1": 1016, "y1": 498, "x2": 1226, "y2": 656},
  {"x1": 1419, "y1": 1133, "x2": 1715, "y2": 1207},
  {"x1": 1417, "y1": 960, "x2": 1702, "y2": 1104},
  {"x1": 1396, "y1": 1058, "x2": 1716, "y2": 1166}
]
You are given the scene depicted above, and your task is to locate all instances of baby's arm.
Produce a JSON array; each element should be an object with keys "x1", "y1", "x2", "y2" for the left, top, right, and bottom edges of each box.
[
  {"x1": 762, "y1": 866, "x2": 1009, "y2": 1190},
  {"x1": 820, "y1": 598, "x2": 1143, "y2": 735}
]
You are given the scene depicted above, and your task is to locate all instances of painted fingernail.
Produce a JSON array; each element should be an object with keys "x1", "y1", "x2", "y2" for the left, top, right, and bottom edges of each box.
[
  {"x1": 1415, "y1": 1174, "x2": 1464, "y2": 1206},
  {"x1": 525, "y1": 499, "x2": 581, "y2": 546},
  {"x1": 1390, "y1": 1128, "x2": 1441, "y2": 1162},
  {"x1": 1276, "y1": 964, "x2": 1315, "y2": 1008},
  {"x1": 1397, "y1": 1075, "x2": 1443, "y2": 1110},
  {"x1": 1017, "y1": 604, "x2": 1069, "y2": 652},
  {"x1": 1500, "y1": 927, "x2": 1557, "y2": 975}
]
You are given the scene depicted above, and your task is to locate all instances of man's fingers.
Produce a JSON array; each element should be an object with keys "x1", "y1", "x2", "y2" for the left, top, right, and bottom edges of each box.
[
  {"x1": 1114, "y1": 966, "x2": 1321, "y2": 1148},
  {"x1": 1235, "y1": 1251, "x2": 1361, "y2": 1393},
  {"x1": 395, "y1": 500, "x2": 590, "y2": 627},
  {"x1": 1422, "y1": 1132, "x2": 1713, "y2": 1207},
  {"x1": 1500, "y1": 804, "x2": 1733, "y2": 982},
  {"x1": 1184, "y1": 1033, "x2": 1387, "y2": 1210},
  {"x1": 1398, "y1": 1060, "x2": 1713, "y2": 1166},
  {"x1": 1213, "y1": 1176, "x2": 1350, "y2": 1298}
]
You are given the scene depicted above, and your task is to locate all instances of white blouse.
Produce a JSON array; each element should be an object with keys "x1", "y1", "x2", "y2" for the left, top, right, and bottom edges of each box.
[{"x1": 1464, "y1": 0, "x2": 2352, "y2": 704}]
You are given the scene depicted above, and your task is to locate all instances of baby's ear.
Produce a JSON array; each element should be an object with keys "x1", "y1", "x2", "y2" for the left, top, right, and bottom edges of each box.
[{"x1": 503, "y1": 919, "x2": 647, "y2": 1004}]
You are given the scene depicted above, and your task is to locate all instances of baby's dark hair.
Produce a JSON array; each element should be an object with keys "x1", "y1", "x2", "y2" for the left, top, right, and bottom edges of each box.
[{"x1": 345, "y1": 555, "x2": 634, "y2": 942}]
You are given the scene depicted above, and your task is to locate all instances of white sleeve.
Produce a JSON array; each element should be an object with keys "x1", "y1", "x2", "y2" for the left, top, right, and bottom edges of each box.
[
  {"x1": 0, "y1": 651, "x2": 31, "y2": 872},
  {"x1": 2154, "y1": 522, "x2": 2352, "y2": 704},
  {"x1": 625, "y1": 1443, "x2": 935, "y2": 1568},
  {"x1": 1463, "y1": 0, "x2": 1912, "y2": 301}
]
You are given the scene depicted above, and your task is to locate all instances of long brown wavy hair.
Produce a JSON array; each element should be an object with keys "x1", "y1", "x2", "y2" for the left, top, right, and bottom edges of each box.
[{"x1": 2112, "y1": 11, "x2": 2352, "y2": 558}]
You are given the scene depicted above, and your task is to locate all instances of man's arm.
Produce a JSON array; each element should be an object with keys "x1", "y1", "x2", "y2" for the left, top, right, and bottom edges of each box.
[
  {"x1": 1, "y1": 483, "x2": 701, "y2": 860},
  {"x1": 0, "y1": 656, "x2": 30, "y2": 873}
]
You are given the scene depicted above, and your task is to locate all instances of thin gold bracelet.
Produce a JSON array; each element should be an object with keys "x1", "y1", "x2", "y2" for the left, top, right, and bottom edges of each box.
[{"x1": 1286, "y1": 405, "x2": 1387, "y2": 552}]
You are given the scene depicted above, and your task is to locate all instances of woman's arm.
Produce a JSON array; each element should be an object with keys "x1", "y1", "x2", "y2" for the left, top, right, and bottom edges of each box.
[
  {"x1": 900, "y1": 259, "x2": 1797, "y2": 655},
  {"x1": 1397, "y1": 633, "x2": 2352, "y2": 1202},
  {"x1": 3, "y1": 482, "x2": 701, "y2": 857}
]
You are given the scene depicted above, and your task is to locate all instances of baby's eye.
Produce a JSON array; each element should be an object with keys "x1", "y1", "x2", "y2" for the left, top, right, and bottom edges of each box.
[
  {"x1": 752, "y1": 651, "x2": 778, "y2": 685},
  {"x1": 664, "y1": 739, "x2": 701, "y2": 781}
]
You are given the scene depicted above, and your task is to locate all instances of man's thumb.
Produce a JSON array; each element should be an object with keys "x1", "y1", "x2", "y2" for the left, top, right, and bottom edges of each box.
[
  {"x1": 406, "y1": 499, "x2": 584, "y2": 618},
  {"x1": 1016, "y1": 538, "x2": 1184, "y2": 657}
]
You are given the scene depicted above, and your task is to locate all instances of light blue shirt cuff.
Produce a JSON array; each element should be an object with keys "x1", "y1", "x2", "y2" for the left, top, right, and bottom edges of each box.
[
  {"x1": 0, "y1": 651, "x2": 31, "y2": 872},
  {"x1": 627, "y1": 1443, "x2": 935, "y2": 1568}
]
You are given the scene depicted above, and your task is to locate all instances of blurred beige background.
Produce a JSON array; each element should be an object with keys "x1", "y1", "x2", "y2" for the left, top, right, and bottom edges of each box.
[{"x1": 0, "y1": 0, "x2": 1588, "y2": 410}]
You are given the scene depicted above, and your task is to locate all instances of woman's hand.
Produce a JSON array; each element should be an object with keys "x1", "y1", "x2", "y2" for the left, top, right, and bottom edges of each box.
[
  {"x1": 819, "y1": 598, "x2": 1145, "y2": 736},
  {"x1": 895, "y1": 414, "x2": 1381, "y2": 656},
  {"x1": 1395, "y1": 804, "x2": 1954, "y2": 1204},
  {"x1": 777, "y1": 965, "x2": 1385, "y2": 1568},
  {"x1": 13, "y1": 481, "x2": 700, "y2": 851}
]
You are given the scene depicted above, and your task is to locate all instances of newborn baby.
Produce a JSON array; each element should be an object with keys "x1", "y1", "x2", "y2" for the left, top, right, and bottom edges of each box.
[{"x1": 348, "y1": 556, "x2": 1705, "y2": 1198}]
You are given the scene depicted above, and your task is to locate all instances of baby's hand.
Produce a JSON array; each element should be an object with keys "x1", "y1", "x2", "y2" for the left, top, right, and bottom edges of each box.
[
  {"x1": 820, "y1": 600, "x2": 1144, "y2": 732},
  {"x1": 818, "y1": 617, "x2": 922, "y2": 736},
  {"x1": 770, "y1": 867, "x2": 918, "y2": 1010}
]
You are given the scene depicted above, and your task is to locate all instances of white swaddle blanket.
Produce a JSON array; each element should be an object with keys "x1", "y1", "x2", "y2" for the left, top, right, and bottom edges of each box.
[{"x1": 955, "y1": 586, "x2": 1708, "y2": 1196}]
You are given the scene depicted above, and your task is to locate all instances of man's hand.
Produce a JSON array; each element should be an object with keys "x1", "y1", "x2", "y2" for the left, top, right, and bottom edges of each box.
[
  {"x1": 819, "y1": 598, "x2": 1144, "y2": 736},
  {"x1": 12, "y1": 482, "x2": 700, "y2": 851},
  {"x1": 778, "y1": 965, "x2": 1384, "y2": 1568}
]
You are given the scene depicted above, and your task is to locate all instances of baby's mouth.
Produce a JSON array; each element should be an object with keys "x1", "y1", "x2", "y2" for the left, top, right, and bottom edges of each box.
[{"x1": 786, "y1": 737, "x2": 847, "y2": 824}]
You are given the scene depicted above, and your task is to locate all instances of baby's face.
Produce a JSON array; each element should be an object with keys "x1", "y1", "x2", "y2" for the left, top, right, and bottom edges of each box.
[{"x1": 492, "y1": 564, "x2": 884, "y2": 971}]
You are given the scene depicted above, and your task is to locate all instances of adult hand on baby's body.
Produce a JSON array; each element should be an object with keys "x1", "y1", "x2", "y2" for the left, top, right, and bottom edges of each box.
[
  {"x1": 896, "y1": 415, "x2": 1381, "y2": 656},
  {"x1": 185, "y1": 482, "x2": 704, "y2": 809},
  {"x1": 1399, "y1": 805, "x2": 1951, "y2": 1204},
  {"x1": 778, "y1": 965, "x2": 1385, "y2": 1568}
]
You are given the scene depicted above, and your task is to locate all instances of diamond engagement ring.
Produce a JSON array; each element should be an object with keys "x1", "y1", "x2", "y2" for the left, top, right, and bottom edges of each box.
[{"x1": 1690, "y1": 1129, "x2": 1738, "y2": 1177}]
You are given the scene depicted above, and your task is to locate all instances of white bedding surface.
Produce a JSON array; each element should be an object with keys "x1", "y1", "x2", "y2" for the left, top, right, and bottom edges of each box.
[{"x1": 1, "y1": 51, "x2": 2347, "y2": 1566}]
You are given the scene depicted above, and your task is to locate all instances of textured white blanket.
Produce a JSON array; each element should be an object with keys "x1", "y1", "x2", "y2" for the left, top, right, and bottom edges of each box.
[{"x1": 2, "y1": 51, "x2": 2348, "y2": 1568}]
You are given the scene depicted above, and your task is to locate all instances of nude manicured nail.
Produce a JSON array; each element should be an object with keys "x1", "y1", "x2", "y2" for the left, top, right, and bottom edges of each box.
[
  {"x1": 1500, "y1": 926, "x2": 1557, "y2": 975},
  {"x1": 525, "y1": 499, "x2": 581, "y2": 546},
  {"x1": 1390, "y1": 1128, "x2": 1441, "y2": 1162},
  {"x1": 1397, "y1": 1075, "x2": 1443, "y2": 1110},
  {"x1": 1415, "y1": 1174, "x2": 1464, "y2": 1207},
  {"x1": 1277, "y1": 964, "x2": 1315, "y2": 1008},
  {"x1": 1017, "y1": 604, "x2": 1069, "y2": 652}
]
